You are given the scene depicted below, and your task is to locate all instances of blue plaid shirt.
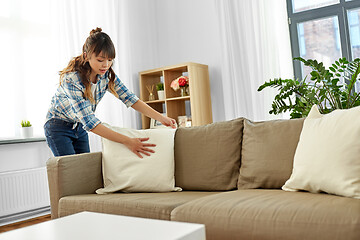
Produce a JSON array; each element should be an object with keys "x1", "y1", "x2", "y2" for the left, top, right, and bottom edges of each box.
[{"x1": 46, "y1": 71, "x2": 139, "y2": 131}]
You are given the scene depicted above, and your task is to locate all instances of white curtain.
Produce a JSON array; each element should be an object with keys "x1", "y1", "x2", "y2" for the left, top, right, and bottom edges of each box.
[
  {"x1": 51, "y1": 0, "x2": 138, "y2": 151},
  {"x1": 0, "y1": 0, "x2": 150, "y2": 150},
  {"x1": 215, "y1": 0, "x2": 293, "y2": 121},
  {"x1": 0, "y1": 0, "x2": 58, "y2": 138}
]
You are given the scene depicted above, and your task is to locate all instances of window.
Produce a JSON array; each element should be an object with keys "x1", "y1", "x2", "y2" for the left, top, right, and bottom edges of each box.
[
  {"x1": 0, "y1": 0, "x2": 58, "y2": 139},
  {"x1": 298, "y1": 23, "x2": 306, "y2": 56},
  {"x1": 348, "y1": 8, "x2": 360, "y2": 55},
  {"x1": 297, "y1": 16, "x2": 342, "y2": 78},
  {"x1": 292, "y1": 0, "x2": 340, "y2": 13},
  {"x1": 287, "y1": 0, "x2": 360, "y2": 87}
]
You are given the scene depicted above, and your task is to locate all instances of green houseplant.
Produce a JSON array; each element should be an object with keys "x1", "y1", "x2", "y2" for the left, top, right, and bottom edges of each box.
[
  {"x1": 21, "y1": 120, "x2": 33, "y2": 138},
  {"x1": 156, "y1": 82, "x2": 164, "y2": 91},
  {"x1": 156, "y1": 82, "x2": 165, "y2": 100},
  {"x1": 258, "y1": 57, "x2": 360, "y2": 118}
]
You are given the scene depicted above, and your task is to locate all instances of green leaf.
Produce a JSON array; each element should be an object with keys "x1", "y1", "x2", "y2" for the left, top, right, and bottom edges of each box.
[{"x1": 260, "y1": 56, "x2": 360, "y2": 118}]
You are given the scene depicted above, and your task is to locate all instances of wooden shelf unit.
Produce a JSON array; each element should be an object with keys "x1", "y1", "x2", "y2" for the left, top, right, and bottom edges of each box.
[{"x1": 139, "y1": 62, "x2": 213, "y2": 129}]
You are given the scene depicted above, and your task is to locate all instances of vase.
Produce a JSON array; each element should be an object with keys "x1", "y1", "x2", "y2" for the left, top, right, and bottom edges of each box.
[
  {"x1": 180, "y1": 86, "x2": 189, "y2": 97},
  {"x1": 148, "y1": 93, "x2": 155, "y2": 101},
  {"x1": 157, "y1": 90, "x2": 165, "y2": 100},
  {"x1": 21, "y1": 127, "x2": 33, "y2": 138}
]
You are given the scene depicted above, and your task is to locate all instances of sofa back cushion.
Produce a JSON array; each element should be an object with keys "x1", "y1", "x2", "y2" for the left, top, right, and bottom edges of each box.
[
  {"x1": 282, "y1": 105, "x2": 360, "y2": 199},
  {"x1": 96, "y1": 124, "x2": 181, "y2": 194},
  {"x1": 174, "y1": 118, "x2": 244, "y2": 191},
  {"x1": 238, "y1": 118, "x2": 304, "y2": 189}
]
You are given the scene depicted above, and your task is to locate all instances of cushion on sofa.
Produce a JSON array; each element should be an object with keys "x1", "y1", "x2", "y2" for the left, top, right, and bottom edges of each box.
[
  {"x1": 238, "y1": 118, "x2": 304, "y2": 189},
  {"x1": 283, "y1": 105, "x2": 360, "y2": 199},
  {"x1": 174, "y1": 118, "x2": 244, "y2": 191},
  {"x1": 96, "y1": 124, "x2": 181, "y2": 194},
  {"x1": 58, "y1": 191, "x2": 219, "y2": 220},
  {"x1": 171, "y1": 190, "x2": 360, "y2": 240}
]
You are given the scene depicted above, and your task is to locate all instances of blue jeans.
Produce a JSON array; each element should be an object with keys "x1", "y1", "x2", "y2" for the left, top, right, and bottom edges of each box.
[{"x1": 44, "y1": 118, "x2": 90, "y2": 157}]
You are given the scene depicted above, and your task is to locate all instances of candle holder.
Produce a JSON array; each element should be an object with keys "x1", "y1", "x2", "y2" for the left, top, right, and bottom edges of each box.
[{"x1": 146, "y1": 85, "x2": 155, "y2": 101}]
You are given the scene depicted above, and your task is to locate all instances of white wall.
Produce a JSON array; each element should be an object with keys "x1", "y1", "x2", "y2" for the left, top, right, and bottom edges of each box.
[
  {"x1": 122, "y1": 0, "x2": 225, "y2": 127},
  {"x1": 156, "y1": 0, "x2": 225, "y2": 122},
  {"x1": 0, "y1": 142, "x2": 52, "y2": 173}
]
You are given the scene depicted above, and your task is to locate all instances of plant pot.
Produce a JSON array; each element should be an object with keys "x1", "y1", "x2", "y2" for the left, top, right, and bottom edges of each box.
[
  {"x1": 21, "y1": 127, "x2": 33, "y2": 138},
  {"x1": 157, "y1": 90, "x2": 165, "y2": 100}
]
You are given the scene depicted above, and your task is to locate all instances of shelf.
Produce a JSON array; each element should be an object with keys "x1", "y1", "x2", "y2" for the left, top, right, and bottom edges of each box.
[
  {"x1": 0, "y1": 137, "x2": 46, "y2": 145},
  {"x1": 166, "y1": 96, "x2": 190, "y2": 101},
  {"x1": 144, "y1": 97, "x2": 189, "y2": 104},
  {"x1": 139, "y1": 62, "x2": 212, "y2": 129},
  {"x1": 145, "y1": 99, "x2": 166, "y2": 104}
]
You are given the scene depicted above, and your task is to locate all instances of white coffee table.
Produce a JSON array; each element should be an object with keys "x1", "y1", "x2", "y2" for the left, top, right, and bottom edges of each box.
[{"x1": 0, "y1": 211, "x2": 206, "y2": 240}]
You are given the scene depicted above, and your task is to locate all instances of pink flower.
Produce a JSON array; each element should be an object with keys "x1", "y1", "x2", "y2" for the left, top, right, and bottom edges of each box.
[
  {"x1": 171, "y1": 79, "x2": 180, "y2": 91},
  {"x1": 171, "y1": 76, "x2": 189, "y2": 91}
]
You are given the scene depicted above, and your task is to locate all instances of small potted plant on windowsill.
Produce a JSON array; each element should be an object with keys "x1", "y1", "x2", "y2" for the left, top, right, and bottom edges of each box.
[
  {"x1": 21, "y1": 120, "x2": 33, "y2": 138},
  {"x1": 156, "y1": 82, "x2": 165, "y2": 100}
]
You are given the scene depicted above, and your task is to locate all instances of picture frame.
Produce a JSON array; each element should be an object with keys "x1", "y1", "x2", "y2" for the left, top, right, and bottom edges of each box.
[
  {"x1": 177, "y1": 116, "x2": 187, "y2": 128},
  {"x1": 150, "y1": 118, "x2": 164, "y2": 129},
  {"x1": 150, "y1": 118, "x2": 157, "y2": 129}
]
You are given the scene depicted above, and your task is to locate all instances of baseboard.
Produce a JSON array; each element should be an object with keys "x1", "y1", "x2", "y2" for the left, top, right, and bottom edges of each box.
[{"x1": 0, "y1": 206, "x2": 51, "y2": 226}]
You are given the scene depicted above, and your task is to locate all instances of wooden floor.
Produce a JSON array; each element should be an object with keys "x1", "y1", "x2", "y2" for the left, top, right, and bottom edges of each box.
[{"x1": 0, "y1": 214, "x2": 51, "y2": 233}]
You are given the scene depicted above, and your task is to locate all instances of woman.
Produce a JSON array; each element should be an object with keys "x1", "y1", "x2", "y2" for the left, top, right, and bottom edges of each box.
[{"x1": 44, "y1": 27, "x2": 176, "y2": 158}]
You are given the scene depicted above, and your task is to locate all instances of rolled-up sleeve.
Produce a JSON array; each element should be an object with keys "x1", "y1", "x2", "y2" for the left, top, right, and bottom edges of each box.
[
  {"x1": 61, "y1": 78, "x2": 101, "y2": 131},
  {"x1": 112, "y1": 75, "x2": 139, "y2": 107}
]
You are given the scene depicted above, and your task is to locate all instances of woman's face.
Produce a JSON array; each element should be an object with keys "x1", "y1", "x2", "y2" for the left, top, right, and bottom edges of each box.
[{"x1": 88, "y1": 52, "x2": 113, "y2": 76}]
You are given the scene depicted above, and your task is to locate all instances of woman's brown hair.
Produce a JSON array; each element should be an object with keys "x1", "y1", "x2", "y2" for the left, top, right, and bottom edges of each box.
[{"x1": 59, "y1": 27, "x2": 118, "y2": 103}]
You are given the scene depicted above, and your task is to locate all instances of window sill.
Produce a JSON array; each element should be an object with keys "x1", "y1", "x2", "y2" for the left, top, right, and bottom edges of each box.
[{"x1": 0, "y1": 137, "x2": 46, "y2": 145}]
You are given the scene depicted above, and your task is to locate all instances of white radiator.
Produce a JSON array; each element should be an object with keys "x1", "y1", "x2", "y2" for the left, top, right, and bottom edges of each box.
[{"x1": 0, "y1": 167, "x2": 50, "y2": 217}]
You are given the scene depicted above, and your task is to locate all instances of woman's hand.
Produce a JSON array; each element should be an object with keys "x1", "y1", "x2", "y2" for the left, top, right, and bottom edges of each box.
[
  {"x1": 160, "y1": 116, "x2": 177, "y2": 129},
  {"x1": 124, "y1": 137, "x2": 156, "y2": 158},
  {"x1": 131, "y1": 100, "x2": 177, "y2": 129},
  {"x1": 91, "y1": 124, "x2": 156, "y2": 158}
]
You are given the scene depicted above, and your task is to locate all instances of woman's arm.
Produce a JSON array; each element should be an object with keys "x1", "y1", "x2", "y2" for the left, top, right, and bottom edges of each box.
[
  {"x1": 131, "y1": 100, "x2": 177, "y2": 128},
  {"x1": 90, "y1": 123, "x2": 155, "y2": 158}
]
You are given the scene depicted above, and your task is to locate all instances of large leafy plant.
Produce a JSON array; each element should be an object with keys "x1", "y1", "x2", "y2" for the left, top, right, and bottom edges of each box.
[{"x1": 258, "y1": 57, "x2": 360, "y2": 118}]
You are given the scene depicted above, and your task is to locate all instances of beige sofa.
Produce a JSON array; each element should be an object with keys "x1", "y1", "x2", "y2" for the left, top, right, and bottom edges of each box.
[{"x1": 46, "y1": 118, "x2": 360, "y2": 240}]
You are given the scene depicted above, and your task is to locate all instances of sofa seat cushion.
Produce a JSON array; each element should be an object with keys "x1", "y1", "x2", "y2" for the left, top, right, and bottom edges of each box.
[
  {"x1": 171, "y1": 190, "x2": 360, "y2": 240},
  {"x1": 58, "y1": 191, "x2": 219, "y2": 220}
]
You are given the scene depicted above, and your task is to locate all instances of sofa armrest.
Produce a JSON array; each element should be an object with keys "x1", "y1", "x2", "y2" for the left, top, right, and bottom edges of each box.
[{"x1": 46, "y1": 152, "x2": 103, "y2": 219}]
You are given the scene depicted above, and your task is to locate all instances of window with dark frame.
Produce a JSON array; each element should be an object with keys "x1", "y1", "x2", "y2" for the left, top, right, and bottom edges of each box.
[{"x1": 287, "y1": 0, "x2": 360, "y2": 92}]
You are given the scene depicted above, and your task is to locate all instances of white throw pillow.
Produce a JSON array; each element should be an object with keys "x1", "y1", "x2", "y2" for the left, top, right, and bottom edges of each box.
[
  {"x1": 282, "y1": 105, "x2": 360, "y2": 199},
  {"x1": 96, "y1": 124, "x2": 182, "y2": 194}
]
